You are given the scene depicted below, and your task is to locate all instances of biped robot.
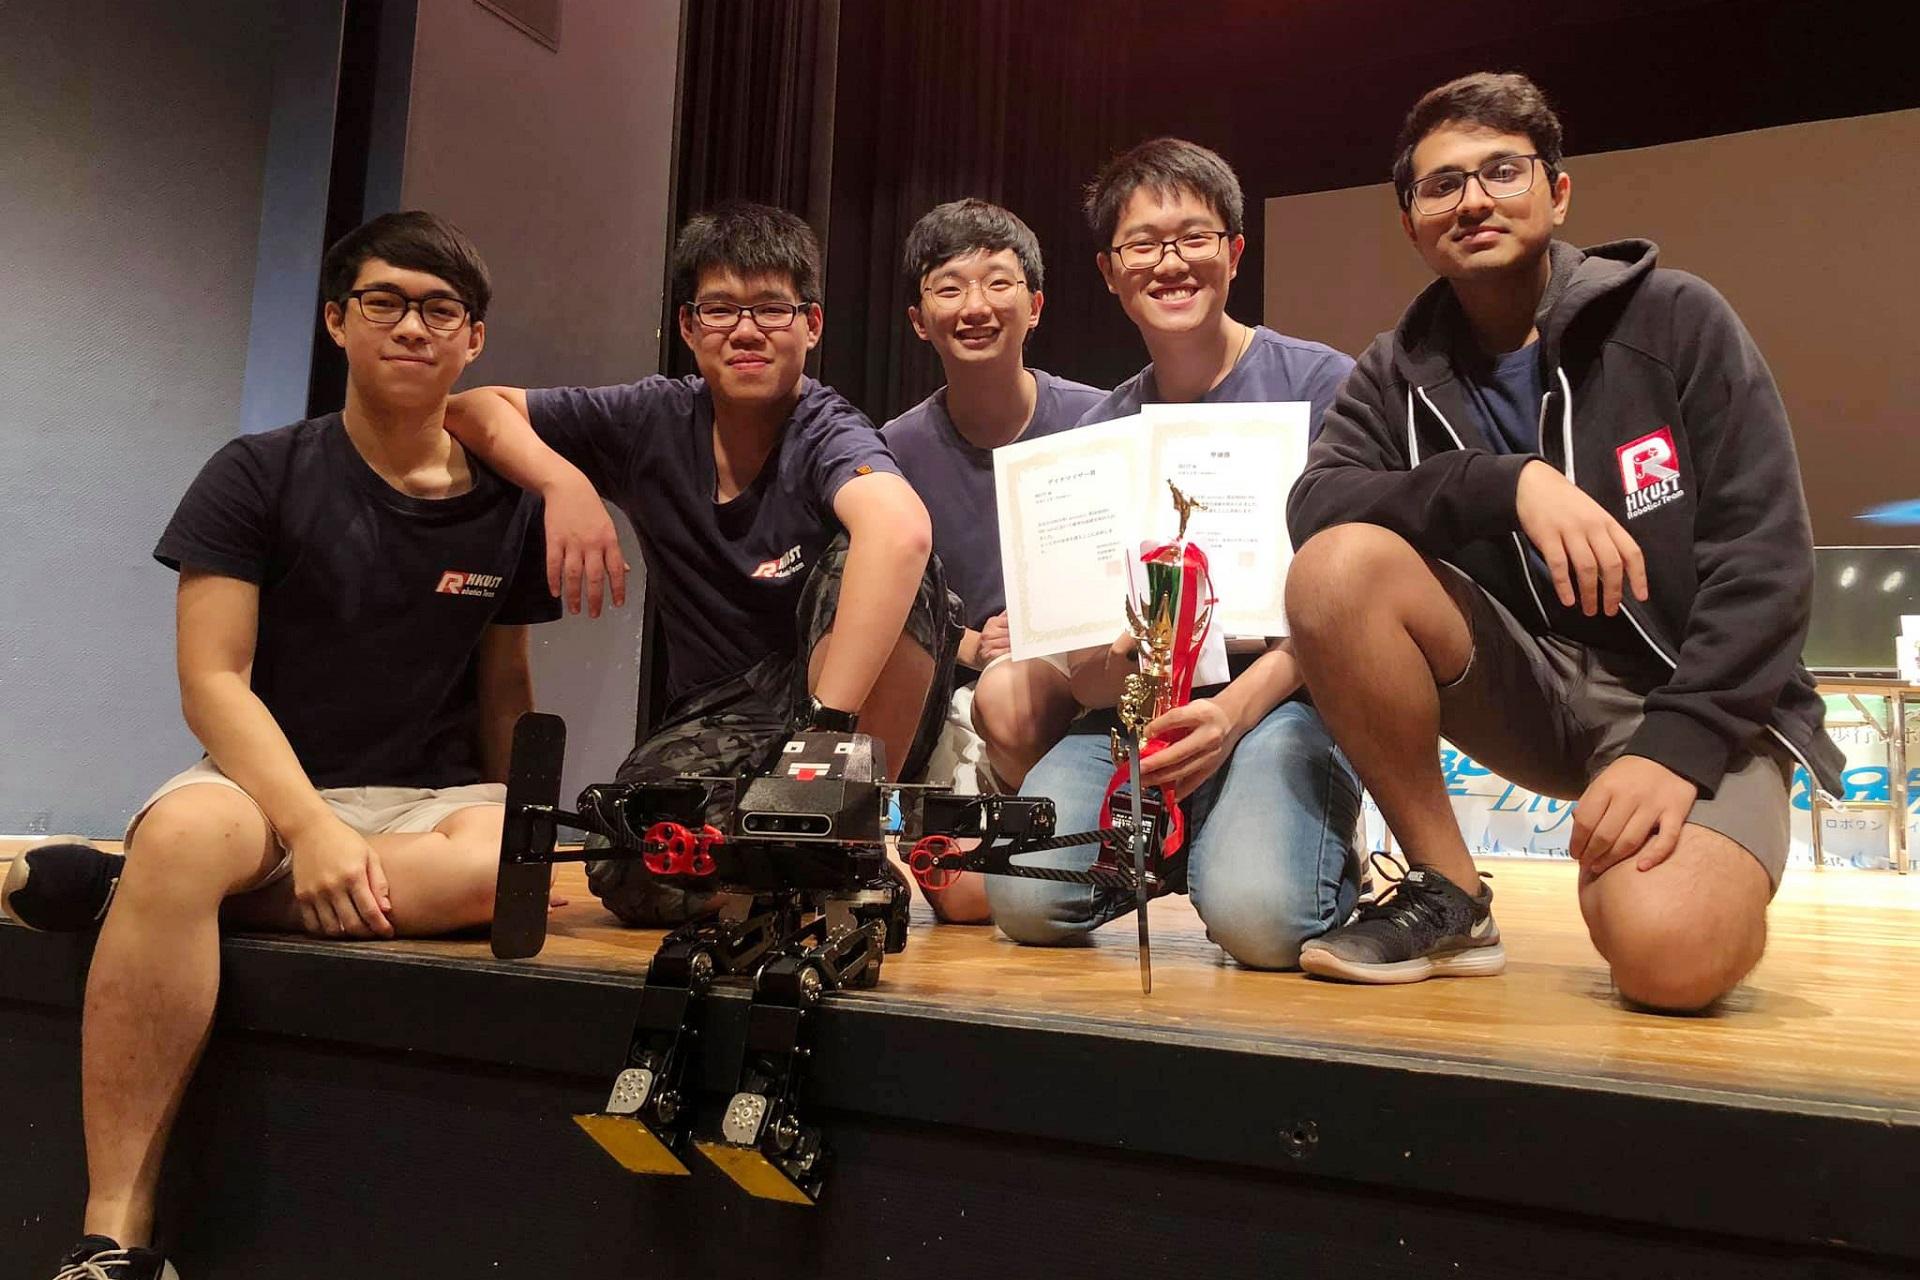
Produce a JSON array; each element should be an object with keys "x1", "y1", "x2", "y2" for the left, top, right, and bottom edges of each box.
[{"x1": 490, "y1": 712, "x2": 1168, "y2": 1205}]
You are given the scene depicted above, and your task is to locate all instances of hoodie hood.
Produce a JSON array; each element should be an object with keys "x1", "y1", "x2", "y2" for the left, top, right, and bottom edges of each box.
[{"x1": 1388, "y1": 239, "x2": 1660, "y2": 386}]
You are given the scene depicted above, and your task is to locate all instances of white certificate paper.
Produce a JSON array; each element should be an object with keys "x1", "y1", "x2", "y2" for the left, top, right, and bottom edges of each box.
[{"x1": 994, "y1": 402, "x2": 1311, "y2": 661}]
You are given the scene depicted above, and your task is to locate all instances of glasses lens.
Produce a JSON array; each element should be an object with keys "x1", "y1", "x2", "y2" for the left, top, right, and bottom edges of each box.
[
  {"x1": 422, "y1": 298, "x2": 468, "y2": 330},
  {"x1": 1115, "y1": 242, "x2": 1162, "y2": 270},
  {"x1": 1479, "y1": 157, "x2": 1534, "y2": 197},
  {"x1": 749, "y1": 303, "x2": 800, "y2": 329},
  {"x1": 1412, "y1": 174, "x2": 1465, "y2": 213},
  {"x1": 694, "y1": 302, "x2": 740, "y2": 328},
  {"x1": 1174, "y1": 233, "x2": 1223, "y2": 263},
  {"x1": 357, "y1": 290, "x2": 406, "y2": 322}
]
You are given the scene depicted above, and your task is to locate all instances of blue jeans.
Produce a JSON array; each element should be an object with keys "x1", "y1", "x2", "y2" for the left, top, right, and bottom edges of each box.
[{"x1": 985, "y1": 700, "x2": 1363, "y2": 970}]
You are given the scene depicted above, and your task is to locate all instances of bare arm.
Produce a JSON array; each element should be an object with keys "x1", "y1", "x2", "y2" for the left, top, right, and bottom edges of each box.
[
  {"x1": 176, "y1": 570, "x2": 393, "y2": 936},
  {"x1": 819, "y1": 472, "x2": 933, "y2": 714},
  {"x1": 475, "y1": 624, "x2": 535, "y2": 782},
  {"x1": 445, "y1": 387, "x2": 628, "y2": 615}
]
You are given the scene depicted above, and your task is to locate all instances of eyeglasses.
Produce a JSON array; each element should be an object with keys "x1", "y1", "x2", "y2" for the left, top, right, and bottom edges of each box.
[
  {"x1": 346, "y1": 288, "x2": 471, "y2": 332},
  {"x1": 686, "y1": 300, "x2": 809, "y2": 331},
  {"x1": 1405, "y1": 154, "x2": 1549, "y2": 215},
  {"x1": 921, "y1": 276, "x2": 1028, "y2": 310},
  {"x1": 1107, "y1": 230, "x2": 1230, "y2": 272}
]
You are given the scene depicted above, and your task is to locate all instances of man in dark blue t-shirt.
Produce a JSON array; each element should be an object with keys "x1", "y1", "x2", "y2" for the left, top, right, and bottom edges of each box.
[
  {"x1": 446, "y1": 203, "x2": 955, "y2": 927},
  {"x1": 2, "y1": 213, "x2": 561, "y2": 1279},
  {"x1": 882, "y1": 199, "x2": 1104, "y2": 923}
]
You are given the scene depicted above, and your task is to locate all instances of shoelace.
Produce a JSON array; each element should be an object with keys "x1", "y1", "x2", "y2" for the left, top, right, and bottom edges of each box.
[
  {"x1": 1354, "y1": 852, "x2": 1481, "y2": 932},
  {"x1": 54, "y1": 1252, "x2": 134, "y2": 1280}
]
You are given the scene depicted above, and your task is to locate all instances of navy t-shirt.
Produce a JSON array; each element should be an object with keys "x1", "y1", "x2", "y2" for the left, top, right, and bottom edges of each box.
[
  {"x1": 1077, "y1": 326, "x2": 1353, "y2": 431},
  {"x1": 883, "y1": 368, "x2": 1106, "y2": 632},
  {"x1": 1460, "y1": 342, "x2": 1544, "y2": 455},
  {"x1": 525, "y1": 376, "x2": 900, "y2": 706},
  {"x1": 153, "y1": 415, "x2": 559, "y2": 790}
]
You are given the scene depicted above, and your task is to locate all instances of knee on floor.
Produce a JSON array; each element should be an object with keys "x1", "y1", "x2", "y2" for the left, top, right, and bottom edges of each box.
[{"x1": 1594, "y1": 906, "x2": 1758, "y2": 1013}]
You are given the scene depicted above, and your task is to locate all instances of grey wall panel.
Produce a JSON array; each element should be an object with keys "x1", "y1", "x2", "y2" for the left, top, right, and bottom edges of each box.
[
  {"x1": 0, "y1": 1, "x2": 278, "y2": 833},
  {"x1": 401, "y1": 0, "x2": 682, "y2": 795}
]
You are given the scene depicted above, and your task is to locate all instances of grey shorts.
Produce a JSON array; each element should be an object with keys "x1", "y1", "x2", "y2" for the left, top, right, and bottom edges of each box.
[
  {"x1": 125, "y1": 758, "x2": 505, "y2": 889},
  {"x1": 1434, "y1": 566, "x2": 1792, "y2": 889}
]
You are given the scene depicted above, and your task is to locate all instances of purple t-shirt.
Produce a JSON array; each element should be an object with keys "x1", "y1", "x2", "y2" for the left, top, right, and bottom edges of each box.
[
  {"x1": 883, "y1": 368, "x2": 1106, "y2": 631},
  {"x1": 1076, "y1": 326, "x2": 1354, "y2": 431},
  {"x1": 526, "y1": 376, "x2": 900, "y2": 705}
]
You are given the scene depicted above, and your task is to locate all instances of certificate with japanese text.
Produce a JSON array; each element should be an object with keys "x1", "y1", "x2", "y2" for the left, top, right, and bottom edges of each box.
[{"x1": 994, "y1": 401, "x2": 1310, "y2": 661}]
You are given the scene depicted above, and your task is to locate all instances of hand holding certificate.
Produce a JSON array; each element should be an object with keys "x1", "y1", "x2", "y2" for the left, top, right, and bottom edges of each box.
[{"x1": 993, "y1": 401, "x2": 1311, "y2": 662}]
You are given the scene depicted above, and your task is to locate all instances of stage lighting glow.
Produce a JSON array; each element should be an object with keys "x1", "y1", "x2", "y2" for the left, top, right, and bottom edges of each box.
[
  {"x1": 1882, "y1": 571, "x2": 1906, "y2": 593},
  {"x1": 1839, "y1": 565, "x2": 1858, "y2": 588}
]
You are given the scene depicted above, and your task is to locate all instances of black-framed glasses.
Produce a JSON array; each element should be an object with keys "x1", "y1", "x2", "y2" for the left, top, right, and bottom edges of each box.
[
  {"x1": 346, "y1": 288, "x2": 471, "y2": 332},
  {"x1": 1107, "y1": 230, "x2": 1230, "y2": 271},
  {"x1": 685, "y1": 300, "x2": 809, "y2": 331},
  {"x1": 920, "y1": 275, "x2": 1029, "y2": 309},
  {"x1": 1405, "y1": 154, "x2": 1549, "y2": 215}
]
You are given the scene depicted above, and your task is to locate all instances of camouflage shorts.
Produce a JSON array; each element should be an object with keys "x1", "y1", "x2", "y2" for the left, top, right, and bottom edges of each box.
[{"x1": 586, "y1": 535, "x2": 960, "y2": 926}]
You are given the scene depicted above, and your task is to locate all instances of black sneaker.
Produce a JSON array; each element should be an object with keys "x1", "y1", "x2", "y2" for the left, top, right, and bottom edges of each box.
[
  {"x1": 2, "y1": 840, "x2": 125, "y2": 932},
  {"x1": 52, "y1": 1235, "x2": 179, "y2": 1280},
  {"x1": 1299, "y1": 859, "x2": 1505, "y2": 984}
]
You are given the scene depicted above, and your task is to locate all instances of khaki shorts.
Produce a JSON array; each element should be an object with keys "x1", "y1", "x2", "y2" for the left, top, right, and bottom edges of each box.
[
  {"x1": 125, "y1": 758, "x2": 505, "y2": 888},
  {"x1": 1434, "y1": 567, "x2": 1793, "y2": 890}
]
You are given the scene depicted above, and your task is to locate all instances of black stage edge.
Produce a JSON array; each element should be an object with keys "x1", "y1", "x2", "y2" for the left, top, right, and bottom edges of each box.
[{"x1": 2, "y1": 922, "x2": 1914, "y2": 1279}]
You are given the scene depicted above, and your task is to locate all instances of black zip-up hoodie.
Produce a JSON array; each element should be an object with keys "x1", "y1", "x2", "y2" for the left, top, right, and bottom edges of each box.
[{"x1": 1288, "y1": 239, "x2": 1843, "y2": 796}]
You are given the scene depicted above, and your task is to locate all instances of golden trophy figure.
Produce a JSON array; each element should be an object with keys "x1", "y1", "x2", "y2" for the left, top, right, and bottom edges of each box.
[{"x1": 1105, "y1": 482, "x2": 1216, "y2": 993}]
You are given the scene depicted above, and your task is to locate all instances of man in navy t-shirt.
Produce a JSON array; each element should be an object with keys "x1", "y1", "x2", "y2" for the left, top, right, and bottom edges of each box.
[
  {"x1": 986, "y1": 139, "x2": 1365, "y2": 973},
  {"x1": 446, "y1": 202, "x2": 956, "y2": 926},
  {"x1": 883, "y1": 200, "x2": 1105, "y2": 922},
  {"x1": 2, "y1": 213, "x2": 561, "y2": 1279}
]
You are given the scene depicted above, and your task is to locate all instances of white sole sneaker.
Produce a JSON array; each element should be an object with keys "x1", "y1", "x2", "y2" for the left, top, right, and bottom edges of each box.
[{"x1": 1300, "y1": 942, "x2": 1508, "y2": 985}]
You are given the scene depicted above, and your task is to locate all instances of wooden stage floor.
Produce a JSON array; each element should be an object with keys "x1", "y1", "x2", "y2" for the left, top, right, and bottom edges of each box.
[{"x1": 381, "y1": 854, "x2": 1920, "y2": 1119}]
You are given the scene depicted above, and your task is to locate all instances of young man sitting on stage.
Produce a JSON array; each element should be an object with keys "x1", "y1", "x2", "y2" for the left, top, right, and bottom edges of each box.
[
  {"x1": 2, "y1": 212, "x2": 561, "y2": 1280},
  {"x1": 445, "y1": 201, "x2": 952, "y2": 928},
  {"x1": 985, "y1": 138, "x2": 1365, "y2": 970},
  {"x1": 1285, "y1": 73, "x2": 1842, "y2": 1008},
  {"x1": 882, "y1": 198, "x2": 1106, "y2": 922}
]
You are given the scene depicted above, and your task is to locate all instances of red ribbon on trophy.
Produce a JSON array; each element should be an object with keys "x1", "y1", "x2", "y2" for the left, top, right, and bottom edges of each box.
[{"x1": 1099, "y1": 484, "x2": 1217, "y2": 858}]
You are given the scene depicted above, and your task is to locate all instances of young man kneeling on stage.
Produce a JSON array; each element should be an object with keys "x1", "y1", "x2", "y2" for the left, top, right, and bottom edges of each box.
[
  {"x1": 445, "y1": 202, "x2": 954, "y2": 928},
  {"x1": 2, "y1": 213, "x2": 561, "y2": 1279},
  {"x1": 987, "y1": 138, "x2": 1365, "y2": 970},
  {"x1": 1285, "y1": 74, "x2": 1842, "y2": 1008},
  {"x1": 883, "y1": 198, "x2": 1106, "y2": 922}
]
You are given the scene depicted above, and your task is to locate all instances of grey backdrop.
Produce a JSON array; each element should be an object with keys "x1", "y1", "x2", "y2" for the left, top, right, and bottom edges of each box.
[{"x1": 0, "y1": 0, "x2": 681, "y2": 834}]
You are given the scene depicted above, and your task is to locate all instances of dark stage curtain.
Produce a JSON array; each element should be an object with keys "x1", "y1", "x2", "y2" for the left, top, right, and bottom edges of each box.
[
  {"x1": 665, "y1": 0, "x2": 839, "y2": 379},
  {"x1": 821, "y1": 0, "x2": 1157, "y2": 424}
]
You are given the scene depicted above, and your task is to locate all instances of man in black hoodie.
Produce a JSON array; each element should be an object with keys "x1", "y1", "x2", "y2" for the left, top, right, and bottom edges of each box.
[{"x1": 1284, "y1": 73, "x2": 1842, "y2": 1011}]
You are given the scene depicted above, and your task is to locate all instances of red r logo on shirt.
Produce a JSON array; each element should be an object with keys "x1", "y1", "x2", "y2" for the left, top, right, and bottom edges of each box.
[{"x1": 435, "y1": 571, "x2": 466, "y2": 594}]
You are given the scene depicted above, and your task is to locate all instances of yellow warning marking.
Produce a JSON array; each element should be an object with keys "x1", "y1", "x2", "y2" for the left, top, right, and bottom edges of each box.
[
  {"x1": 573, "y1": 1113, "x2": 690, "y2": 1176},
  {"x1": 695, "y1": 1141, "x2": 816, "y2": 1205}
]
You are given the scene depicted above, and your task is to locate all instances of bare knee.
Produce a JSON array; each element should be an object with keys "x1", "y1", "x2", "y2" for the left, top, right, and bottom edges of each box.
[
  {"x1": 923, "y1": 871, "x2": 991, "y2": 925},
  {"x1": 1286, "y1": 524, "x2": 1427, "y2": 643},
  {"x1": 1589, "y1": 898, "x2": 1763, "y2": 1013},
  {"x1": 123, "y1": 789, "x2": 274, "y2": 907}
]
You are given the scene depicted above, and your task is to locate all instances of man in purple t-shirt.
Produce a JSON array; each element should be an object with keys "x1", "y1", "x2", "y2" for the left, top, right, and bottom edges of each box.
[
  {"x1": 987, "y1": 139, "x2": 1365, "y2": 973},
  {"x1": 446, "y1": 203, "x2": 957, "y2": 926},
  {"x1": 882, "y1": 199, "x2": 1105, "y2": 922}
]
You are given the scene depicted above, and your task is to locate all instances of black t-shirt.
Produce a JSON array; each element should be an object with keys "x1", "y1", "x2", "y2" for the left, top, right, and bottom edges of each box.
[
  {"x1": 525, "y1": 376, "x2": 900, "y2": 707},
  {"x1": 153, "y1": 414, "x2": 560, "y2": 789}
]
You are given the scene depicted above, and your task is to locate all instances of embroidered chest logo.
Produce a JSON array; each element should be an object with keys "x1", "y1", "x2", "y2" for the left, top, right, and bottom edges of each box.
[
  {"x1": 750, "y1": 544, "x2": 806, "y2": 580},
  {"x1": 1617, "y1": 427, "x2": 1684, "y2": 519},
  {"x1": 435, "y1": 569, "x2": 503, "y2": 598}
]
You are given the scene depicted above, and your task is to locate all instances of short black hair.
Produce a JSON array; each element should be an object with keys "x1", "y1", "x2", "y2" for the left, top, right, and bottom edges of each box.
[
  {"x1": 1392, "y1": 72, "x2": 1565, "y2": 209},
  {"x1": 902, "y1": 198, "x2": 1045, "y2": 294},
  {"x1": 1083, "y1": 137, "x2": 1244, "y2": 249},
  {"x1": 320, "y1": 211, "x2": 492, "y2": 321},
  {"x1": 670, "y1": 201, "x2": 822, "y2": 306}
]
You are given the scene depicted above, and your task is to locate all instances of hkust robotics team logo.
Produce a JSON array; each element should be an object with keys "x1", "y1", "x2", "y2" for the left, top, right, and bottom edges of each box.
[
  {"x1": 1616, "y1": 426, "x2": 1685, "y2": 519},
  {"x1": 435, "y1": 569, "x2": 503, "y2": 599}
]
